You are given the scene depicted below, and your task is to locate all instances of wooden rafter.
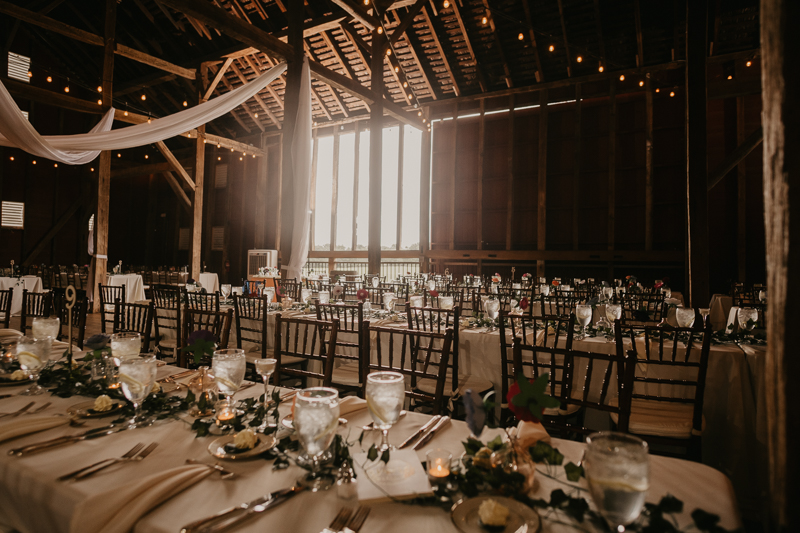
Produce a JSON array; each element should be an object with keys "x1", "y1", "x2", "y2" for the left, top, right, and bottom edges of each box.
[
  {"x1": 322, "y1": 29, "x2": 371, "y2": 111},
  {"x1": 481, "y1": 0, "x2": 513, "y2": 87},
  {"x1": 303, "y1": 40, "x2": 349, "y2": 118},
  {"x1": 156, "y1": 141, "x2": 196, "y2": 189},
  {"x1": 203, "y1": 57, "x2": 234, "y2": 101},
  {"x1": 387, "y1": 0, "x2": 426, "y2": 48},
  {"x1": 520, "y1": 0, "x2": 544, "y2": 82},
  {"x1": 0, "y1": 0, "x2": 196, "y2": 79},
  {"x1": 115, "y1": 72, "x2": 176, "y2": 96},
  {"x1": 330, "y1": 0, "x2": 380, "y2": 31},
  {"x1": 218, "y1": 64, "x2": 265, "y2": 130},
  {"x1": 420, "y1": 6, "x2": 459, "y2": 96},
  {"x1": 448, "y1": 0, "x2": 487, "y2": 92},
  {"x1": 400, "y1": 27, "x2": 437, "y2": 100},
  {"x1": 229, "y1": 61, "x2": 280, "y2": 128},
  {"x1": 242, "y1": 54, "x2": 284, "y2": 110},
  {"x1": 556, "y1": 0, "x2": 572, "y2": 77}
]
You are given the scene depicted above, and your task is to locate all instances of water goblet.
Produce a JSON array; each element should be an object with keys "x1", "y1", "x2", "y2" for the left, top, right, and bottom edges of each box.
[
  {"x1": 606, "y1": 304, "x2": 622, "y2": 341},
  {"x1": 540, "y1": 284, "x2": 550, "y2": 297},
  {"x1": 366, "y1": 372, "x2": 405, "y2": 452},
  {"x1": 427, "y1": 279, "x2": 436, "y2": 292},
  {"x1": 603, "y1": 286, "x2": 614, "y2": 303},
  {"x1": 255, "y1": 358, "x2": 277, "y2": 427},
  {"x1": 294, "y1": 387, "x2": 340, "y2": 491},
  {"x1": 575, "y1": 304, "x2": 593, "y2": 340},
  {"x1": 110, "y1": 332, "x2": 142, "y2": 361},
  {"x1": 676, "y1": 307, "x2": 696, "y2": 328},
  {"x1": 118, "y1": 356, "x2": 158, "y2": 428},
  {"x1": 698, "y1": 308, "x2": 710, "y2": 326},
  {"x1": 484, "y1": 298, "x2": 500, "y2": 331},
  {"x1": 301, "y1": 288, "x2": 312, "y2": 304},
  {"x1": 264, "y1": 287, "x2": 276, "y2": 303},
  {"x1": 584, "y1": 432, "x2": 650, "y2": 532},
  {"x1": 32, "y1": 316, "x2": 60, "y2": 341},
  {"x1": 212, "y1": 349, "x2": 246, "y2": 410},
  {"x1": 383, "y1": 292, "x2": 396, "y2": 313},
  {"x1": 221, "y1": 284, "x2": 232, "y2": 303},
  {"x1": 738, "y1": 307, "x2": 759, "y2": 339},
  {"x1": 16, "y1": 336, "x2": 51, "y2": 395}
]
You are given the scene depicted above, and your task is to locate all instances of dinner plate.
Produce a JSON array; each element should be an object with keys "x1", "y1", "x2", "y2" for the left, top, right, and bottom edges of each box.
[
  {"x1": 207, "y1": 434, "x2": 277, "y2": 460},
  {"x1": 451, "y1": 496, "x2": 541, "y2": 533},
  {"x1": 67, "y1": 400, "x2": 125, "y2": 418},
  {"x1": 0, "y1": 376, "x2": 33, "y2": 387}
]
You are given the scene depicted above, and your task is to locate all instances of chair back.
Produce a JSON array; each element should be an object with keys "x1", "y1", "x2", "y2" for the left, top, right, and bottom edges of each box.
[
  {"x1": 152, "y1": 290, "x2": 182, "y2": 357},
  {"x1": 113, "y1": 300, "x2": 155, "y2": 353},
  {"x1": 232, "y1": 294, "x2": 269, "y2": 357},
  {"x1": 540, "y1": 294, "x2": 582, "y2": 316},
  {"x1": 180, "y1": 307, "x2": 233, "y2": 366},
  {"x1": 98, "y1": 284, "x2": 125, "y2": 333},
  {"x1": 423, "y1": 290, "x2": 464, "y2": 309},
  {"x1": 275, "y1": 279, "x2": 300, "y2": 301},
  {"x1": 617, "y1": 320, "x2": 712, "y2": 439},
  {"x1": 184, "y1": 290, "x2": 220, "y2": 312},
  {"x1": 316, "y1": 302, "x2": 369, "y2": 388},
  {"x1": 152, "y1": 288, "x2": 180, "y2": 309},
  {"x1": 273, "y1": 316, "x2": 340, "y2": 388},
  {"x1": 621, "y1": 292, "x2": 666, "y2": 322},
  {"x1": 0, "y1": 288, "x2": 12, "y2": 328},
  {"x1": 20, "y1": 290, "x2": 53, "y2": 332},
  {"x1": 367, "y1": 326, "x2": 453, "y2": 415},
  {"x1": 406, "y1": 306, "x2": 461, "y2": 392},
  {"x1": 53, "y1": 295, "x2": 88, "y2": 349}
]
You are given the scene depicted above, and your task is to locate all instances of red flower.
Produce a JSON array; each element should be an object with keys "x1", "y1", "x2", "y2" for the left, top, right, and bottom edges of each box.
[
  {"x1": 429, "y1": 289, "x2": 439, "y2": 298},
  {"x1": 275, "y1": 286, "x2": 283, "y2": 297},
  {"x1": 551, "y1": 280, "x2": 560, "y2": 286},
  {"x1": 626, "y1": 275, "x2": 632, "y2": 280},
  {"x1": 506, "y1": 381, "x2": 544, "y2": 423},
  {"x1": 356, "y1": 288, "x2": 369, "y2": 301},
  {"x1": 519, "y1": 297, "x2": 529, "y2": 310},
  {"x1": 654, "y1": 281, "x2": 664, "y2": 289}
]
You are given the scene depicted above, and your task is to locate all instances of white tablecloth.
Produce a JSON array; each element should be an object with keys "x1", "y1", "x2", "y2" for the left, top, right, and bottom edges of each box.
[
  {"x1": 710, "y1": 294, "x2": 733, "y2": 332},
  {"x1": 0, "y1": 277, "x2": 43, "y2": 316},
  {"x1": 106, "y1": 274, "x2": 146, "y2": 304},
  {"x1": 198, "y1": 273, "x2": 219, "y2": 294},
  {"x1": 0, "y1": 367, "x2": 742, "y2": 533}
]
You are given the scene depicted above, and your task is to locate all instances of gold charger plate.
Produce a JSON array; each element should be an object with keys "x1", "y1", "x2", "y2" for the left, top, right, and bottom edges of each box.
[
  {"x1": 451, "y1": 496, "x2": 541, "y2": 533},
  {"x1": 207, "y1": 434, "x2": 277, "y2": 460},
  {"x1": 67, "y1": 400, "x2": 125, "y2": 418}
]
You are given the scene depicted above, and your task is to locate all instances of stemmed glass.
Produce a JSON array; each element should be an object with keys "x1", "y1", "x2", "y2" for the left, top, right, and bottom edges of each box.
[
  {"x1": 221, "y1": 284, "x2": 232, "y2": 304},
  {"x1": 676, "y1": 307, "x2": 696, "y2": 328},
  {"x1": 539, "y1": 284, "x2": 550, "y2": 297},
  {"x1": 318, "y1": 290, "x2": 330, "y2": 305},
  {"x1": 575, "y1": 304, "x2": 593, "y2": 340},
  {"x1": 383, "y1": 292, "x2": 396, "y2": 313},
  {"x1": 211, "y1": 349, "x2": 246, "y2": 415},
  {"x1": 16, "y1": 337, "x2": 51, "y2": 395},
  {"x1": 584, "y1": 432, "x2": 650, "y2": 533},
  {"x1": 366, "y1": 372, "x2": 405, "y2": 452},
  {"x1": 264, "y1": 287, "x2": 276, "y2": 304},
  {"x1": 110, "y1": 332, "x2": 142, "y2": 360},
  {"x1": 255, "y1": 358, "x2": 277, "y2": 428},
  {"x1": 605, "y1": 304, "x2": 622, "y2": 341},
  {"x1": 32, "y1": 317, "x2": 60, "y2": 342},
  {"x1": 603, "y1": 286, "x2": 614, "y2": 303},
  {"x1": 294, "y1": 387, "x2": 340, "y2": 491},
  {"x1": 118, "y1": 356, "x2": 157, "y2": 428},
  {"x1": 484, "y1": 298, "x2": 500, "y2": 331},
  {"x1": 698, "y1": 308, "x2": 710, "y2": 327},
  {"x1": 301, "y1": 288, "x2": 312, "y2": 305}
]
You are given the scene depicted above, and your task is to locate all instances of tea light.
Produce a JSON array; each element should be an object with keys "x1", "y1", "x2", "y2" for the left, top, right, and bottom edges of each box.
[
  {"x1": 215, "y1": 400, "x2": 235, "y2": 424},
  {"x1": 426, "y1": 448, "x2": 452, "y2": 486}
]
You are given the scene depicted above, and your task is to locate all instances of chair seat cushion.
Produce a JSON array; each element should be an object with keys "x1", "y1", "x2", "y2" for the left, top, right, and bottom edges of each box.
[
  {"x1": 332, "y1": 362, "x2": 362, "y2": 387},
  {"x1": 608, "y1": 397, "x2": 704, "y2": 439}
]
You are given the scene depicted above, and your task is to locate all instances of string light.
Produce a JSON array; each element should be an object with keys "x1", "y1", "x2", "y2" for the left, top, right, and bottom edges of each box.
[
  {"x1": 54, "y1": 163, "x2": 58, "y2": 168},
  {"x1": 97, "y1": 99, "x2": 102, "y2": 105},
  {"x1": 124, "y1": 110, "x2": 128, "y2": 116},
  {"x1": 117, "y1": 153, "x2": 121, "y2": 158},
  {"x1": 363, "y1": 0, "x2": 368, "y2": 4},
  {"x1": 218, "y1": 156, "x2": 221, "y2": 161},
  {"x1": 549, "y1": 44, "x2": 555, "y2": 52},
  {"x1": 727, "y1": 75, "x2": 733, "y2": 80},
  {"x1": 669, "y1": 91, "x2": 675, "y2": 97},
  {"x1": 598, "y1": 65, "x2": 604, "y2": 72},
  {"x1": 417, "y1": 111, "x2": 422, "y2": 116},
  {"x1": 639, "y1": 80, "x2": 644, "y2": 87},
  {"x1": 482, "y1": 16, "x2": 488, "y2": 25},
  {"x1": 27, "y1": 71, "x2": 32, "y2": 78},
  {"x1": 746, "y1": 60, "x2": 752, "y2": 67},
  {"x1": 231, "y1": 148, "x2": 234, "y2": 152},
  {"x1": 655, "y1": 88, "x2": 660, "y2": 93},
  {"x1": 64, "y1": 85, "x2": 69, "y2": 93},
  {"x1": 46, "y1": 76, "x2": 52, "y2": 82},
  {"x1": 217, "y1": 144, "x2": 221, "y2": 148},
  {"x1": 377, "y1": 27, "x2": 383, "y2": 34},
  {"x1": 147, "y1": 117, "x2": 151, "y2": 123},
  {"x1": 145, "y1": 154, "x2": 149, "y2": 159},
  {"x1": 183, "y1": 101, "x2": 188, "y2": 107},
  {"x1": 239, "y1": 157, "x2": 243, "y2": 161},
  {"x1": 619, "y1": 75, "x2": 625, "y2": 81},
  {"x1": 403, "y1": 82, "x2": 408, "y2": 87},
  {"x1": 386, "y1": 48, "x2": 391, "y2": 56},
  {"x1": 394, "y1": 66, "x2": 399, "y2": 72},
  {"x1": 97, "y1": 86, "x2": 102, "y2": 92},
  {"x1": 90, "y1": 167, "x2": 94, "y2": 171},
  {"x1": 443, "y1": 0, "x2": 450, "y2": 8},
  {"x1": 254, "y1": 113, "x2": 259, "y2": 117},
  {"x1": 141, "y1": 94, "x2": 146, "y2": 101},
  {"x1": 32, "y1": 160, "x2": 36, "y2": 165},
  {"x1": 518, "y1": 33, "x2": 524, "y2": 41},
  {"x1": 576, "y1": 56, "x2": 583, "y2": 62},
  {"x1": 9, "y1": 156, "x2": 13, "y2": 161}
]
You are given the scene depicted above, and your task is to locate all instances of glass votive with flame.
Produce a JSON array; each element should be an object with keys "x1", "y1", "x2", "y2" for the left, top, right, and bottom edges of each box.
[
  {"x1": 426, "y1": 448, "x2": 452, "y2": 488},
  {"x1": 215, "y1": 399, "x2": 236, "y2": 426}
]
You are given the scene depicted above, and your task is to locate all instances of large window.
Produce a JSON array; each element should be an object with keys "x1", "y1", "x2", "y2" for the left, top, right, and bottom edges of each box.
[{"x1": 312, "y1": 124, "x2": 422, "y2": 252}]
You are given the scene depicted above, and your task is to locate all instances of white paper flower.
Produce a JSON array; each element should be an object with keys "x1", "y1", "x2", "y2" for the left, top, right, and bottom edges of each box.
[
  {"x1": 233, "y1": 428, "x2": 257, "y2": 450},
  {"x1": 10, "y1": 369, "x2": 28, "y2": 381},
  {"x1": 478, "y1": 499, "x2": 509, "y2": 527},
  {"x1": 93, "y1": 395, "x2": 114, "y2": 412}
]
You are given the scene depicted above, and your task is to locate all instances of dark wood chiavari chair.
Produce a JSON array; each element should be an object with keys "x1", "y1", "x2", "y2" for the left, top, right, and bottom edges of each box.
[
  {"x1": 316, "y1": 302, "x2": 369, "y2": 395},
  {"x1": 360, "y1": 286, "x2": 389, "y2": 306},
  {"x1": 499, "y1": 312, "x2": 575, "y2": 423},
  {"x1": 540, "y1": 294, "x2": 583, "y2": 317},
  {"x1": 621, "y1": 292, "x2": 666, "y2": 322},
  {"x1": 615, "y1": 319, "x2": 712, "y2": 460},
  {"x1": 180, "y1": 306, "x2": 234, "y2": 367},
  {"x1": 423, "y1": 290, "x2": 464, "y2": 309},
  {"x1": 0, "y1": 288, "x2": 12, "y2": 329},
  {"x1": 273, "y1": 315, "x2": 340, "y2": 388},
  {"x1": 98, "y1": 284, "x2": 125, "y2": 333},
  {"x1": 56, "y1": 295, "x2": 88, "y2": 349},
  {"x1": 380, "y1": 281, "x2": 409, "y2": 300},
  {"x1": 151, "y1": 288, "x2": 182, "y2": 360},
  {"x1": 20, "y1": 290, "x2": 53, "y2": 333},
  {"x1": 183, "y1": 290, "x2": 221, "y2": 312},
  {"x1": 367, "y1": 326, "x2": 454, "y2": 416},
  {"x1": 275, "y1": 279, "x2": 301, "y2": 301},
  {"x1": 112, "y1": 299, "x2": 155, "y2": 353}
]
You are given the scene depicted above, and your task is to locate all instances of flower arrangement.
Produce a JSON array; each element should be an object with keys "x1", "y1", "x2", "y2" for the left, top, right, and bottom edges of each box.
[
  {"x1": 551, "y1": 280, "x2": 560, "y2": 287},
  {"x1": 519, "y1": 297, "x2": 529, "y2": 311},
  {"x1": 258, "y1": 266, "x2": 280, "y2": 278},
  {"x1": 491, "y1": 273, "x2": 502, "y2": 283}
]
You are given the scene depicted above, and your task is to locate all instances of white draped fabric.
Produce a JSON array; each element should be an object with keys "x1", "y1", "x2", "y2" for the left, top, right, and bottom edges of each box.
[
  {"x1": 282, "y1": 57, "x2": 313, "y2": 281},
  {"x1": 0, "y1": 63, "x2": 287, "y2": 164}
]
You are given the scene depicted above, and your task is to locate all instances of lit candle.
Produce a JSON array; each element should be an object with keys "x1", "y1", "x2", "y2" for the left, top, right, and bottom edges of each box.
[
  {"x1": 426, "y1": 449, "x2": 452, "y2": 489},
  {"x1": 429, "y1": 459, "x2": 450, "y2": 478}
]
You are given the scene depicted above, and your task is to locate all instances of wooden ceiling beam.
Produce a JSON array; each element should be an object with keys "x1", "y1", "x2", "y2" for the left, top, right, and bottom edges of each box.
[
  {"x1": 634, "y1": 0, "x2": 644, "y2": 66},
  {"x1": 216, "y1": 65, "x2": 265, "y2": 131},
  {"x1": 481, "y1": 0, "x2": 513, "y2": 87},
  {"x1": 387, "y1": 0, "x2": 425, "y2": 48},
  {"x1": 156, "y1": 140, "x2": 196, "y2": 190},
  {"x1": 449, "y1": 0, "x2": 487, "y2": 92},
  {"x1": 203, "y1": 57, "x2": 234, "y2": 101},
  {"x1": 156, "y1": 0, "x2": 294, "y2": 59},
  {"x1": 322, "y1": 29, "x2": 372, "y2": 111},
  {"x1": 309, "y1": 81, "x2": 334, "y2": 121},
  {"x1": 304, "y1": 40, "x2": 350, "y2": 118},
  {"x1": 401, "y1": 26, "x2": 438, "y2": 100},
  {"x1": 520, "y1": 0, "x2": 544, "y2": 82},
  {"x1": 556, "y1": 0, "x2": 573, "y2": 77},
  {"x1": 330, "y1": 0, "x2": 380, "y2": 31},
  {"x1": 229, "y1": 61, "x2": 281, "y2": 128},
  {"x1": 115, "y1": 72, "x2": 177, "y2": 96},
  {"x1": 0, "y1": 0, "x2": 196, "y2": 79},
  {"x1": 593, "y1": 0, "x2": 607, "y2": 69},
  {"x1": 421, "y1": 6, "x2": 460, "y2": 96},
  {"x1": 241, "y1": 54, "x2": 285, "y2": 110}
]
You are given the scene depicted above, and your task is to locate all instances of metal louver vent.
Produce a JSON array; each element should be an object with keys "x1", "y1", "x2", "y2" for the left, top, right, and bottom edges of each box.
[
  {"x1": 178, "y1": 228, "x2": 191, "y2": 250},
  {"x1": 8, "y1": 52, "x2": 30, "y2": 83},
  {"x1": 1, "y1": 201, "x2": 24, "y2": 228},
  {"x1": 215, "y1": 164, "x2": 228, "y2": 188}
]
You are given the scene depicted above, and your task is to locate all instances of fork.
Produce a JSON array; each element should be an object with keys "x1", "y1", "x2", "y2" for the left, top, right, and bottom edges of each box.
[
  {"x1": 30, "y1": 402, "x2": 51, "y2": 414},
  {"x1": 0, "y1": 401, "x2": 34, "y2": 419},
  {"x1": 343, "y1": 506, "x2": 371, "y2": 533},
  {"x1": 57, "y1": 442, "x2": 145, "y2": 481},
  {"x1": 321, "y1": 507, "x2": 352, "y2": 533},
  {"x1": 74, "y1": 442, "x2": 159, "y2": 480}
]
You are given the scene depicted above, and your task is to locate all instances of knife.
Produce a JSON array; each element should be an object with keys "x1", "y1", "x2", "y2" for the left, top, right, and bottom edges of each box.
[
  {"x1": 413, "y1": 416, "x2": 450, "y2": 450},
  {"x1": 9, "y1": 425, "x2": 124, "y2": 456},
  {"x1": 181, "y1": 486, "x2": 303, "y2": 533},
  {"x1": 398, "y1": 415, "x2": 441, "y2": 449}
]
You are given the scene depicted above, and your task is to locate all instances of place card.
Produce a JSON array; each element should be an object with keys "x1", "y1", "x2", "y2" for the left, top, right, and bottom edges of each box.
[{"x1": 351, "y1": 449, "x2": 433, "y2": 503}]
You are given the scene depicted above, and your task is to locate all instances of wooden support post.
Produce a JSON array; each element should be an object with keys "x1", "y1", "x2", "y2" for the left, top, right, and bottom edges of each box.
[
  {"x1": 279, "y1": 0, "x2": 304, "y2": 273},
  {"x1": 368, "y1": 29, "x2": 386, "y2": 275},
  {"x1": 253, "y1": 133, "x2": 268, "y2": 248},
  {"x1": 645, "y1": 75, "x2": 654, "y2": 250},
  {"x1": 761, "y1": 0, "x2": 800, "y2": 527},
  {"x1": 91, "y1": 0, "x2": 115, "y2": 313},
  {"x1": 505, "y1": 95, "x2": 516, "y2": 250},
  {"x1": 736, "y1": 97, "x2": 747, "y2": 282},
  {"x1": 537, "y1": 90, "x2": 548, "y2": 278},
  {"x1": 477, "y1": 100, "x2": 485, "y2": 249},
  {"x1": 686, "y1": 0, "x2": 709, "y2": 308},
  {"x1": 190, "y1": 64, "x2": 207, "y2": 280},
  {"x1": 420, "y1": 118, "x2": 432, "y2": 272},
  {"x1": 608, "y1": 78, "x2": 617, "y2": 250},
  {"x1": 449, "y1": 103, "x2": 458, "y2": 250},
  {"x1": 572, "y1": 85, "x2": 582, "y2": 250}
]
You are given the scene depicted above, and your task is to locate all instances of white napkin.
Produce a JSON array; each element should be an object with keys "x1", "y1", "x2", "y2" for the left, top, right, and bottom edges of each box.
[
  {"x1": 0, "y1": 329, "x2": 23, "y2": 339},
  {"x1": 338, "y1": 396, "x2": 367, "y2": 416},
  {"x1": 726, "y1": 306, "x2": 741, "y2": 333},
  {"x1": 70, "y1": 464, "x2": 213, "y2": 533},
  {"x1": 0, "y1": 415, "x2": 70, "y2": 443},
  {"x1": 508, "y1": 420, "x2": 550, "y2": 449}
]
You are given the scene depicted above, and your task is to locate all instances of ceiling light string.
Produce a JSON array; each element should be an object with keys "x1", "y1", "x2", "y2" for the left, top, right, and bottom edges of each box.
[{"x1": 373, "y1": 2, "x2": 423, "y2": 117}]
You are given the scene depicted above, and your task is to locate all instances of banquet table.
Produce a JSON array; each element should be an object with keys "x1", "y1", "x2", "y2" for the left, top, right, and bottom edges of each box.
[
  {"x1": 177, "y1": 272, "x2": 220, "y2": 294},
  {"x1": 106, "y1": 274, "x2": 146, "y2": 304},
  {"x1": 0, "y1": 365, "x2": 742, "y2": 533},
  {"x1": 0, "y1": 276, "x2": 43, "y2": 316}
]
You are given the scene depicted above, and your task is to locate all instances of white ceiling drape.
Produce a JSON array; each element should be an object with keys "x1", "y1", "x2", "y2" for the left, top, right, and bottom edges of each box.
[{"x1": 0, "y1": 62, "x2": 287, "y2": 164}]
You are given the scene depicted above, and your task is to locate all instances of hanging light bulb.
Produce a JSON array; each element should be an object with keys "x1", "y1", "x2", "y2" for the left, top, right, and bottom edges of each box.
[
  {"x1": 482, "y1": 16, "x2": 488, "y2": 25},
  {"x1": 598, "y1": 65, "x2": 604, "y2": 72},
  {"x1": 141, "y1": 94, "x2": 146, "y2": 101},
  {"x1": 254, "y1": 113, "x2": 259, "y2": 117},
  {"x1": 669, "y1": 91, "x2": 675, "y2": 97},
  {"x1": 218, "y1": 156, "x2": 221, "y2": 161},
  {"x1": 46, "y1": 76, "x2": 52, "y2": 82},
  {"x1": 117, "y1": 153, "x2": 121, "y2": 158},
  {"x1": 518, "y1": 33, "x2": 524, "y2": 41},
  {"x1": 231, "y1": 148, "x2": 234, "y2": 152},
  {"x1": 64, "y1": 85, "x2": 69, "y2": 93},
  {"x1": 183, "y1": 100, "x2": 188, "y2": 106},
  {"x1": 746, "y1": 60, "x2": 752, "y2": 67},
  {"x1": 124, "y1": 110, "x2": 128, "y2": 116},
  {"x1": 97, "y1": 86, "x2": 102, "y2": 92},
  {"x1": 54, "y1": 163, "x2": 58, "y2": 168},
  {"x1": 363, "y1": 0, "x2": 369, "y2": 4},
  {"x1": 147, "y1": 117, "x2": 151, "y2": 123},
  {"x1": 576, "y1": 56, "x2": 583, "y2": 62},
  {"x1": 145, "y1": 154, "x2": 149, "y2": 159},
  {"x1": 443, "y1": 0, "x2": 450, "y2": 8},
  {"x1": 377, "y1": 27, "x2": 383, "y2": 34},
  {"x1": 90, "y1": 167, "x2": 94, "y2": 172},
  {"x1": 417, "y1": 111, "x2": 422, "y2": 116},
  {"x1": 639, "y1": 80, "x2": 644, "y2": 87},
  {"x1": 549, "y1": 44, "x2": 555, "y2": 52},
  {"x1": 655, "y1": 88, "x2": 660, "y2": 93},
  {"x1": 394, "y1": 66, "x2": 399, "y2": 72},
  {"x1": 32, "y1": 160, "x2": 37, "y2": 165},
  {"x1": 27, "y1": 71, "x2": 32, "y2": 78},
  {"x1": 9, "y1": 156, "x2": 13, "y2": 161},
  {"x1": 239, "y1": 157, "x2": 243, "y2": 161},
  {"x1": 619, "y1": 75, "x2": 625, "y2": 81},
  {"x1": 386, "y1": 48, "x2": 391, "y2": 56},
  {"x1": 403, "y1": 82, "x2": 408, "y2": 87},
  {"x1": 217, "y1": 144, "x2": 221, "y2": 148},
  {"x1": 97, "y1": 99, "x2": 102, "y2": 105}
]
